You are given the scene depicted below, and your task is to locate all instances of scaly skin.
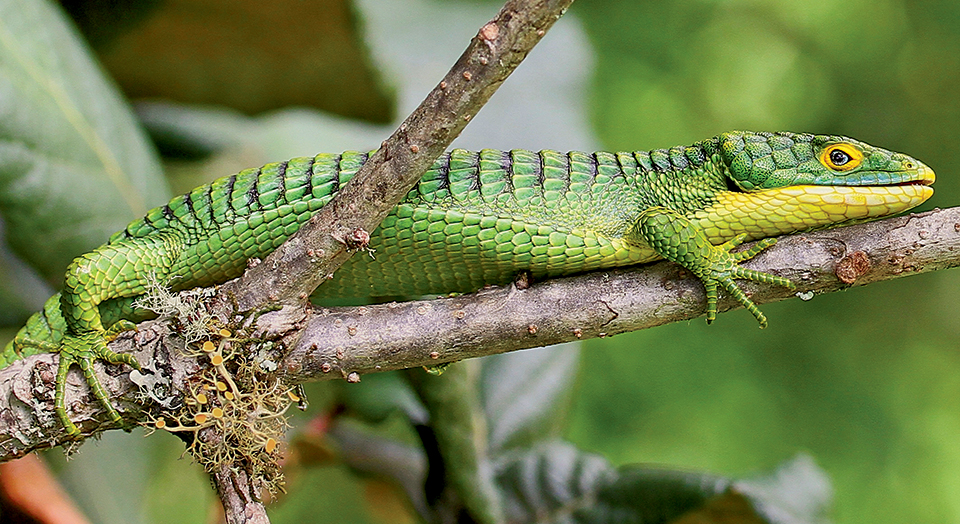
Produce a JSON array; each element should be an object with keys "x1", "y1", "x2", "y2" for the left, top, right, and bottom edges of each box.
[{"x1": 1, "y1": 131, "x2": 935, "y2": 437}]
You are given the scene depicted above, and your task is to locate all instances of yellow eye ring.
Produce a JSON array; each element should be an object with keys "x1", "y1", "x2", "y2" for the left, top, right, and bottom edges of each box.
[{"x1": 820, "y1": 143, "x2": 863, "y2": 172}]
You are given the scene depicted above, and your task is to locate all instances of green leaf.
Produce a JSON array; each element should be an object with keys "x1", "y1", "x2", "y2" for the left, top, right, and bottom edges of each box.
[
  {"x1": 481, "y1": 343, "x2": 581, "y2": 454},
  {"x1": 0, "y1": 0, "x2": 168, "y2": 283},
  {"x1": 494, "y1": 447, "x2": 831, "y2": 524}
]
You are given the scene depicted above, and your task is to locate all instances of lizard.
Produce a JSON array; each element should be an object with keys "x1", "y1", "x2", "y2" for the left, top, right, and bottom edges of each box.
[{"x1": 0, "y1": 131, "x2": 935, "y2": 438}]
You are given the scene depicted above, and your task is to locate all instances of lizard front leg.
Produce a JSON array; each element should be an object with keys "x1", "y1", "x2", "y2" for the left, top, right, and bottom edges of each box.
[{"x1": 633, "y1": 206, "x2": 795, "y2": 328}]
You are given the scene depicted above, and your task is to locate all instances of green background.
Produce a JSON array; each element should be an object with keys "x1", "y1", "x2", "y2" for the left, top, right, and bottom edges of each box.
[{"x1": 571, "y1": 2, "x2": 960, "y2": 524}]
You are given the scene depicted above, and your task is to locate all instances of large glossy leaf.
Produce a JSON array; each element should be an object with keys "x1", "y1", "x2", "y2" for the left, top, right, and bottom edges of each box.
[
  {"x1": 0, "y1": 219, "x2": 51, "y2": 322},
  {"x1": 0, "y1": 0, "x2": 168, "y2": 283},
  {"x1": 495, "y1": 440, "x2": 615, "y2": 523}
]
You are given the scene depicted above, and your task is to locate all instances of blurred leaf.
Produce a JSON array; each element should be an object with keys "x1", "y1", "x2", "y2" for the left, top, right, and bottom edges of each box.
[
  {"x1": 88, "y1": 0, "x2": 395, "y2": 123},
  {"x1": 0, "y1": 220, "x2": 52, "y2": 323},
  {"x1": 327, "y1": 420, "x2": 429, "y2": 520},
  {"x1": 569, "y1": 455, "x2": 831, "y2": 524},
  {"x1": 481, "y1": 343, "x2": 581, "y2": 454},
  {"x1": 144, "y1": 433, "x2": 210, "y2": 524},
  {"x1": 0, "y1": 0, "x2": 168, "y2": 283},
  {"x1": 44, "y1": 431, "x2": 152, "y2": 524},
  {"x1": 267, "y1": 465, "x2": 381, "y2": 524},
  {"x1": 57, "y1": 0, "x2": 162, "y2": 48},
  {"x1": 733, "y1": 455, "x2": 832, "y2": 524},
  {"x1": 495, "y1": 444, "x2": 831, "y2": 524},
  {"x1": 494, "y1": 440, "x2": 615, "y2": 523},
  {"x1": 135, "y1": 101, "x2": 249, "y2": 160}
]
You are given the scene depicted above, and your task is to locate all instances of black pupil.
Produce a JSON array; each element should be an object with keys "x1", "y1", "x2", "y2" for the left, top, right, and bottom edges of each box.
[{"x1": 830, "y1": 149, "x2": 851, "y2": 166}]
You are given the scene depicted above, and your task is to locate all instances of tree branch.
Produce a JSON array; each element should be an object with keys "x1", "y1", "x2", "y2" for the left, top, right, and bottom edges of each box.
[
  {"x1": 279, "y1": 206, "x2": 960, "y2": 381},
  {"x1": 2, "y1": 206, "x2": 956, "y2": 461},
  {"x1": 222, "y1": 0, "x2": 575, "y2": 315}
]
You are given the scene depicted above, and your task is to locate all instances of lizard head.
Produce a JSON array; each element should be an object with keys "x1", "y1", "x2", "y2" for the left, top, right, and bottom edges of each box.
[
  {"x1": 691, "y1": 131, "x2": 935, "y2": 241},
  {"x1": 716, "y1": 131, "x2": 935, "y2": 192}
]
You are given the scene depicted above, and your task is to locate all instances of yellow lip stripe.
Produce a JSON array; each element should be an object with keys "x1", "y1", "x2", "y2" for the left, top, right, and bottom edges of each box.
[{"x1": 696, "y1": 184, "x2": 934, "y2": 243}]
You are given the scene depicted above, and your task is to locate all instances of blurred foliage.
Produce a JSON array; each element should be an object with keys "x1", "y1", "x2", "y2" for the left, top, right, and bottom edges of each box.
[
  {"x1": 60, "y1": 0, "x2": 395, "y2": 123},
  {"x1": 570, "y1": 1, "x2": 960, "y2": 524},
  {"x1": 1, "y1": 0, "x2": 959, "y2": 523}
]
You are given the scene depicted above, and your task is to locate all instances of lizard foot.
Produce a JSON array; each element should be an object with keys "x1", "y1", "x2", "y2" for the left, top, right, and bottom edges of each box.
[
  {"x1": 55, "y1": 329, "x2": 141, "y2": 439},
  {"x1": 636, "y1": 207, "x2": 795, "y2": 328},
  {"x1": 702, "y1": 234, "x2": 795, "y2": 328}
]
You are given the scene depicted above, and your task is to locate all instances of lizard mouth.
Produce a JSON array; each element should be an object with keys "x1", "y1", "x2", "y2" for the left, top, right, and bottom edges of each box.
[
  {"x1": 912, "y1": 164, "x2": 937, "y2": 186},
  {"x1": 893, "y1": 163, "x2": 936, "y2": 187}
]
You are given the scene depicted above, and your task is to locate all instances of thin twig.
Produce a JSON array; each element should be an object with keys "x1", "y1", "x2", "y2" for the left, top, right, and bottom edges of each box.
[{"x1": 197, "y1": 1, "x2": 576, "y2": 521}]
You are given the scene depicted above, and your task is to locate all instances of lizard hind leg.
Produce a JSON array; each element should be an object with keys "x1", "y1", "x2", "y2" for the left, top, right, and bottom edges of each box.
[{"x1": 52, "y1": 234, "x2": 180, "y2": 437}]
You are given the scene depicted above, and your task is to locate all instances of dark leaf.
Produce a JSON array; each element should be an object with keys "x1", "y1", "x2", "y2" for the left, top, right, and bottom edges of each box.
[
  {"x1": 570, "y1": 454, "x2": 831, "y2": 524},
  {"x1": 495, "y1": 440, "x2": 615, "y2": 524}
]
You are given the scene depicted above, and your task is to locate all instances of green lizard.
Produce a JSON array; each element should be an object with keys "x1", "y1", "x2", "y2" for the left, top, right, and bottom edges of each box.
[{"x1": 1, "y1": 131, "x2": 935, "y2": 438}]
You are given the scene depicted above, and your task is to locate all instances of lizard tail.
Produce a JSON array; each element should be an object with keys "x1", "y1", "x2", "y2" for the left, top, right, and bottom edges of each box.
[
  {"x1": 0, "y1": 294, "x2": 149, "y2": 368},
  {"x1": 1, "y1": 294, "x2": 68, "y2": 367}
]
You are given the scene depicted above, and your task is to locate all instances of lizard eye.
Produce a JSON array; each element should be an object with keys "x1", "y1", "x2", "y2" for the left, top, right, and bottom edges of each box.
[{"x1": 821, "y1": 143, "x2": 863, "y2": 172}]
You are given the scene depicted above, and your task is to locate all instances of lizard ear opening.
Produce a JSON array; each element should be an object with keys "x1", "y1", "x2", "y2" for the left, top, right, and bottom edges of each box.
[{"x1": 725, "y1": 174, "x2": 746, "y2": 193}]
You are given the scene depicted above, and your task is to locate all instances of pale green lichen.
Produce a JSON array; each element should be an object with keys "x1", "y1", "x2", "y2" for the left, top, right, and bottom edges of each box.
[{"x1": 136, "y1": 280, "x2": 293, "y2": 495}]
